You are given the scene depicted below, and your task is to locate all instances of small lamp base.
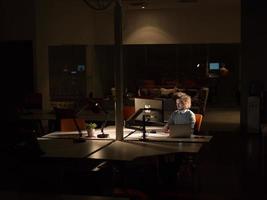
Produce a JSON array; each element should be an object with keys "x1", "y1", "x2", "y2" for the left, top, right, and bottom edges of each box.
[{"x1": 97, "y1": 133, "x2": 109, "y2": 138}]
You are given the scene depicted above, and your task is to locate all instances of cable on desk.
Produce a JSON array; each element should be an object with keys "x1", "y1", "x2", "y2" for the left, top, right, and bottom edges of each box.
[{"x1": 123, "y1": 129, "x2": 137, "y2": 139}]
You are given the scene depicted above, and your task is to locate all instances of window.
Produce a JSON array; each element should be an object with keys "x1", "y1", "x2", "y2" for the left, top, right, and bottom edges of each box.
[{"x1": 49, "y1": 45, "x2": 86, "y2": 101}]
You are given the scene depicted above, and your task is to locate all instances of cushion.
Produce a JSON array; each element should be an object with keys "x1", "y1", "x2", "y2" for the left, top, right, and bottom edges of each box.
[{"x1": 160, "y1": 88, "x2": 176, "y2": 98}]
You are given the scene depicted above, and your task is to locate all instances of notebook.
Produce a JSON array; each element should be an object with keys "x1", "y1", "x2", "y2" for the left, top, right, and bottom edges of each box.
[{"x1": 169, "y1": 124, "x2": 192, "y2": 138}]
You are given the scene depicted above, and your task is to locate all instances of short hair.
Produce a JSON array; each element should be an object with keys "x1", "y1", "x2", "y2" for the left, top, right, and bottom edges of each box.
[
  {"x1": 176, "y1": 94, "x2": 191, "y2": 109},
  {"x1": 173, "y1": 92, "x2": 187, "y2": 100}
]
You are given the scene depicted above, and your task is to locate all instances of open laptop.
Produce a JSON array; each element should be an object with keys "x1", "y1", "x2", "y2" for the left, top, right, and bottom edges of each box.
[{"x1": 169, "y1": 124, "x2": 192, "y2": 138}]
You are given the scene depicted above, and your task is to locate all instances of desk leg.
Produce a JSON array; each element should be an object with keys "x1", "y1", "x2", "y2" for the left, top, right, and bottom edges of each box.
[
  {"x1": 177, "y1": 154, "x2": 200, "y2": 193},
  {"x1": 37, "y1": 119, "x2": 45, "y2": 136}
]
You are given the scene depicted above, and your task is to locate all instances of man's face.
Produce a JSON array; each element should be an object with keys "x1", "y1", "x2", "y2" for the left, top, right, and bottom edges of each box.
[{"x1": 176, "y1": 99, "x2": 184, "y2": 110}]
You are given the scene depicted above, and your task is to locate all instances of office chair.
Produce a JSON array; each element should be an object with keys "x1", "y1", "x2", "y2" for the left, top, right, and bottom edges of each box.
[
  {"x1": 123, "y1": 105, "x2": 135, "y2": 121},
  {"x1": 194, "y1": 113, "x2": 203, "y2": 133},
  {"x1": 60, "y1": 118, "x2": 86, "y2": 131},
  {"x1": 53, "y1": 107, "x2": 85, "y2": 132}
]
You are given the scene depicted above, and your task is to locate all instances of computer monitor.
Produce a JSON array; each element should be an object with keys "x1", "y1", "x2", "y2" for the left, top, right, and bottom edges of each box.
[
  {"x1": 209, "y1": 62, "x2": 220, "y2": 71},
  {"x1": 125, "y1": 98, "x2": 164, "y2": 128}
]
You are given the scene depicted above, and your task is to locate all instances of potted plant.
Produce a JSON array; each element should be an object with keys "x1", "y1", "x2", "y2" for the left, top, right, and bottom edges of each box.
[{"x1": 86, "y1": 122, "x2": 97, "y2": 137}]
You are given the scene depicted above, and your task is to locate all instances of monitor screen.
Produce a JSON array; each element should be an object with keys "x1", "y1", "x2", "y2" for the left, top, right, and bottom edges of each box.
[
  {"x1": 125, "y1": 98, "x2": 164, "y2": 128},
  {"x1": 134, "y1": 108, "x2": 163, "y2": 124},
  {"x1": 209, "y1": 62, "x2": 220, "y2": 70},
  {"x1": 135, "y1": 98, "x2": 163, "y2": 113}
]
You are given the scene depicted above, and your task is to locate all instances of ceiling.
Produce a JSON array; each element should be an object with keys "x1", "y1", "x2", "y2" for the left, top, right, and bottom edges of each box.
[{"x1": 122, "y1": 0, "x2": 240, "y2": 9}]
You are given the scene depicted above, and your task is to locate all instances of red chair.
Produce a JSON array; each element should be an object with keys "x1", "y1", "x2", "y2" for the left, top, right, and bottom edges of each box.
[
  {"x1": 194, "y1": 113, "x2": 203, "y2": 133},
  {"x1": 60, "y1": 118, "x2": 86, "y2": 131},
  {"x1": 123, "y1": 105, "x2": 135, "y2": 121}
]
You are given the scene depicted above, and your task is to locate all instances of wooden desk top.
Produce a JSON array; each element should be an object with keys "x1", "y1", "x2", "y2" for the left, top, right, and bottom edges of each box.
[
  {"x1": 40, "y1": 126, "x2": 209, "y2": 161},
  {"x1": 38, "y1": 138, "x2": 112, "y2": 158},
  {"x1": 43, "y1": 126, "x2": 136, "y2": 140},
  {"x1": 88, "y1": 140, "x2": 202, "y2": 161},
  {"x1": 127, "y1": 140, "x2": 203, "y2": 154},
  {"x1": 43, "y1": 126, "x2": 212, "y2": 143},
  {"x1": 124, "y1": 130, "x2": 212, "y2": 143}
]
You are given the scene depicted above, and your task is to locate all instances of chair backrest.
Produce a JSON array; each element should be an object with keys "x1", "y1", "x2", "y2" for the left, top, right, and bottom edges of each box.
[
  {"x1": 53, "y1": 107, "x2": 85, "y2": 132},
  {"x1": 60, "y1": 118, "x2": 86, "y2": 132},
  {"x1": 123, "y1": 105, "x2": 135, "y2": 120},
  {"x1": 194, "y1": 113, "x2": 203, "y2": 133},
  {"x1": 198, "y1": 87, "x2": 209, "y2": 115}
]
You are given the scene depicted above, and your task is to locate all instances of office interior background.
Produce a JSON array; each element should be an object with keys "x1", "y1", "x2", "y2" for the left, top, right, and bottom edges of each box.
[
  {"x1": 1, "y1": 0, "x2": 266, "y2": 129},
  {"x1": 1, "y1": 0, "x2": 267, "y2": 199}
]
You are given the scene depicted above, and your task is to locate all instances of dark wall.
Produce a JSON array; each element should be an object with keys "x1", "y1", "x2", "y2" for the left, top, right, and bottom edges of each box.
[
  {"x1": 1, "y1": 41, "x2": 34, "y2": 104},
  {"x1": 241, "y1": 0, "x2": 267, "y2": 130},
  {"x1": 0, "y1": 41, "x2": 34, "y2": 133}
]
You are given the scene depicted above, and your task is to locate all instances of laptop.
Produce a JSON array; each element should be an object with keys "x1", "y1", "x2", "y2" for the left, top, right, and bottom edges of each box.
[{"x1": 169, "y1": 124, "x2": 192, "y2": 138}]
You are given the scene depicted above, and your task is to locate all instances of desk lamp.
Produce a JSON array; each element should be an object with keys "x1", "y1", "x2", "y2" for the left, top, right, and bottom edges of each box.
[
  {"x1": 142, "y1": 114, "x2": 147, "y2": 141},
  {"x1": 93, "y1": 102, "x2": 109, "y2": 138},
  {"x1": 141, "y1": 107, "x2": 155, "y2": 141},
  {"x1": 72, "y1": 117, "x2": 86, "y2": 143},
  {"x1": 54, "y1": 107, "x2": 85, "y2": 143},
  {"x1": 125, "y1": 108, "x2": 164, "y2": 141},
  {"x1": 78, "y1": 100, "x2": 109, "y2": 138}
]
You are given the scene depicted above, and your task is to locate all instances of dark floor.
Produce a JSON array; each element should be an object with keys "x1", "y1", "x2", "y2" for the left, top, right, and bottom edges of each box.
[
  {"x1": 1, "y1": 105, "x2": 266, "y2": 199},
  {"x1": 175, "y1": 105, "x2": 266, "y2": 200},
  {"x1": 202, "y1": 106, "x2": 240, "y2": 132}
]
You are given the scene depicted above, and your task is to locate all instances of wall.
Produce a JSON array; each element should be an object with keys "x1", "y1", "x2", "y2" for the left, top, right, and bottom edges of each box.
[
  {"x1": 41, "y1": 1, "x2": 240, "y2": 109},
  {"x1": 0, "y1": 0, "x2": 241, "y2": 111},
  {"x1": 0, "y1": 0, "x2": 35, "y2": 113},
  {"x1": 0, "y1": 0, "x2": 35, "y2": 40},
  {"x1": 95, "y1": 3, "x2": 240, "y2": 44},
  {"x1": 241, "y1": 0, "x2": 267, "y2": 131},
  {"x1": 35, "y1": 0, "x2": 95, "y2": 111}
]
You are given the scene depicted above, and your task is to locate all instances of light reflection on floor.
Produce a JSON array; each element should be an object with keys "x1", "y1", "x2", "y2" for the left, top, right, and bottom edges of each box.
[{"x1": 201, "y1": 106, "x2": 240, "y2": 132}]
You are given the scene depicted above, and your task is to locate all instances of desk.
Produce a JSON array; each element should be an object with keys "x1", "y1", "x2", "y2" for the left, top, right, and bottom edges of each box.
[
  {"x1": 42, "y1": 126, "x2": 136, "y2": 140},
  {"x1": 38, "y1": 138, "x2": 113, "y2": 158},
  {"x1": 42, "y1": 126, "x2": 212, "y2": 143},
  {"x1": 86, "y1": 140, "x2": 203, "y2": 191},
  {"x1": 39, "y1": 128, "x2": 204, "y2": 161},
  {"x1": 20, "y1": 111, "x2": 56, "y2": 135},
  {"x1": 125, "y1": 131, "x2": 212, "y2": 143},
  {"x1": 38, "y1": 128, "x2": 209, "y2": 192},
  {"x1": 88, "y1": 140, "x2": 202, "y2": 161}
]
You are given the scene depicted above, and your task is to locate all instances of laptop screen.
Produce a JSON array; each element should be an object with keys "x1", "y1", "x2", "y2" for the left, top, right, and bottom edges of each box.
[{"x1": 169, "y1": 124, "x2": 192, "y2": 138}]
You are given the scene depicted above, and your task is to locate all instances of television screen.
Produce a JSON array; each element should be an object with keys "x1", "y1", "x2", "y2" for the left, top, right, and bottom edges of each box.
[{"x1": 209, "y1": 62, "x2": 220, "y2": 70}]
